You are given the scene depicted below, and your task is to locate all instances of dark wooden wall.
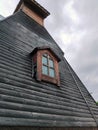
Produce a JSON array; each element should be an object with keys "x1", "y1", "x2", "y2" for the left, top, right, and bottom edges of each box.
[
  {"x1": 0, "y1": 127, "x2": 98, "y2": 130},
  {"x1": 0, "y1": 11, "x2": 98, "y2": 128}
]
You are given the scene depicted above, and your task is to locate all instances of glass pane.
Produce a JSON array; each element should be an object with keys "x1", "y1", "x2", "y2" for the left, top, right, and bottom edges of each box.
[
  {"x1": 42, "y1": 56, "x2": 48, "y2": 65},
  {"x1": 42, "y1": 65, "x2": 48, "y2": 75},
  {"x1": 49, "y1": 68, "x2": 55, "y2": 77},
  {"x1": 49, "y1": 59, "x2": 54, "y2": 67}
]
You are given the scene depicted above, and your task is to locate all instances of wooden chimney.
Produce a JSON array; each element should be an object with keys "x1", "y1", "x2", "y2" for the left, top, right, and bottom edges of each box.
[{"x1": 14, "y1": 0, "x2": 50, "y2": 26}]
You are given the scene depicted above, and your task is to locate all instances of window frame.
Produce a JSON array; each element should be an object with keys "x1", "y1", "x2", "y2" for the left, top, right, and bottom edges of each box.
[{"x1": 36, "y1": 49, "x2": 60, "y2": 86}]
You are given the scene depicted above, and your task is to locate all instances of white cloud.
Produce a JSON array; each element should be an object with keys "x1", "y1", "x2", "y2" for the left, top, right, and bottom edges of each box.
[
  {"x1": 63, "y1": 0, "x2": 80, "y2": 24},
  {"x1": 0, "y1": 0, "x2": 19, "y2": 17}
]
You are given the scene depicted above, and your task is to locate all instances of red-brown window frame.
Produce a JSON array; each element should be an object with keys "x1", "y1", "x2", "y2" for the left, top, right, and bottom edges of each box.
[{"x1": 36, "y1": 49, "x2": 60, "y2": 86}]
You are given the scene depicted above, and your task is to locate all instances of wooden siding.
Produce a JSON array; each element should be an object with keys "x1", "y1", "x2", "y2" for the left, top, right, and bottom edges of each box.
[{"x1": 0, "y1": 11, "x2": 98, "y2": 127}]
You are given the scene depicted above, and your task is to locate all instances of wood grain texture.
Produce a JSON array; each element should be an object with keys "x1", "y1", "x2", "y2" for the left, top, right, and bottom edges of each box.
[{"x1": 22, "y1": 5, "x2": 44, "y2": 26}]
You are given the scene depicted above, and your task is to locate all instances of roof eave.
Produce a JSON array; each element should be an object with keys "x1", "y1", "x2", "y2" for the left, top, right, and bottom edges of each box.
[{"x1": 30, "y1": 46, "x2": 61, "y2": 62}]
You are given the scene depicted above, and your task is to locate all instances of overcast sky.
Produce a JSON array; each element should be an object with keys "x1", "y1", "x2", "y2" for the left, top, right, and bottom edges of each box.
[{"x1": 0, "y1": 0, "x2": 98, "y2": 101}]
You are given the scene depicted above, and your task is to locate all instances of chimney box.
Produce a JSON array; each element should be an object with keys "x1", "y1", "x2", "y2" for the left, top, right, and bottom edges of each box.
[{"x1": 14, "y1": 0, "x2": 50, "y2": 26}]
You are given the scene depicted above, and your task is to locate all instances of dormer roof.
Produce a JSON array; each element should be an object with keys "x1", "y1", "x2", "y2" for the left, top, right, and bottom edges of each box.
[{"x1": 31, "y1": 46, "x2": 61, "y2": 62}]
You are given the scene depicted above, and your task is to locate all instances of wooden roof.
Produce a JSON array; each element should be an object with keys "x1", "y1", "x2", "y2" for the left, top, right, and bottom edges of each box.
[{"x1": 0, "y1": 11, "x2": 98, "y2": 127}]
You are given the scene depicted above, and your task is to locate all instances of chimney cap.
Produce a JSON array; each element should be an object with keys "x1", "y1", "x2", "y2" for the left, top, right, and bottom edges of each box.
[{"x1": 14, "y1": 0, "x2": 50, "y2": 18}]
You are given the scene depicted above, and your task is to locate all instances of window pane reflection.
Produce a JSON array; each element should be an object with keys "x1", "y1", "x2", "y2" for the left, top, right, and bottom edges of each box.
[
  {"x1": 49, "y1": 59, "x2": 54, "y2": 67},
  {"x1": 42, "y1": 66, "x2": 48, "y2": 75},
  {"x1": 42, "y1": 56, "x2": 48, "y2": 65},
  {"x1": 49, "y1": 68, "x2": 55, "y2": 77}
]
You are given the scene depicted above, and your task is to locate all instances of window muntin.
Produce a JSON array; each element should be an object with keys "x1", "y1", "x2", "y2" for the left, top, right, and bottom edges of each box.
[{"x1": 42, "y1": 54, "x2": 55, "y2": 78}]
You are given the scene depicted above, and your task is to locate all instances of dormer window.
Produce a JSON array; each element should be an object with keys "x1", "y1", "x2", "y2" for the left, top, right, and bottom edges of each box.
[{"x1": 31, "y1": 47, "x2": 60, "y2": 86}]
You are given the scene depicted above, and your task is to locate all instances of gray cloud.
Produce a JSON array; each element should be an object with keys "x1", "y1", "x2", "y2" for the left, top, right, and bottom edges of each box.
[
  {"x1": 73, "y1": 32, "x2": 98, "y2": 100},
  {"x1": 37, "y1": 0, "x2": 98, "y2": 101}
]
